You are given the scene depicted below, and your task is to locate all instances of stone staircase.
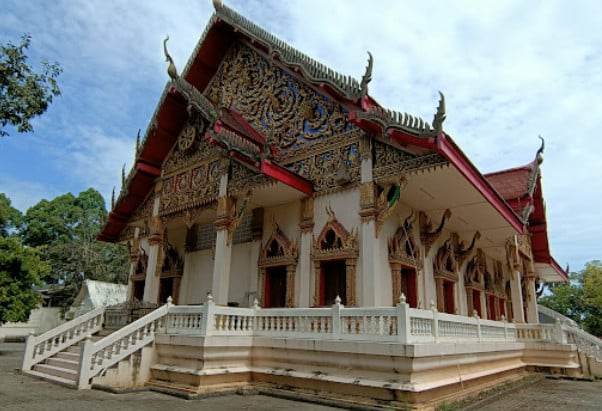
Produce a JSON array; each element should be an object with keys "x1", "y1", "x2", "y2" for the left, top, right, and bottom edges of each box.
[{"x1": 24, "y1": 332, "x2": 108, "y2": 388}]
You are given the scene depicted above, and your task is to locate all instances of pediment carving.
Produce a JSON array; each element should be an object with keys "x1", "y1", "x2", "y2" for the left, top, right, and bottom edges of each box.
[
  {"x1": 434, "y1": 237, "x2": 458, "y2": 281},
  {"x1": 388, "y1": 210, "x2": 422, "y2": 267},
  {"x1": 465, "y1": 249, "x2": 486, "y2": 289},
  {"x1": 258, "y1": 219, "x2": 298, "y2": 268},
  {"x1": 312, "y1": 204, "x2": 358, "y2": 261}
]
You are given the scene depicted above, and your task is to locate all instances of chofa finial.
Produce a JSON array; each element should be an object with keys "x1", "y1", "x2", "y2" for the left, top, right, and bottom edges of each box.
[
  {"x1": 432, "y1": 91, "x2": 446, "y2": 133},
  {"x1": 536, "y1": 135, "x2": 545, "y2": 165},
  {"x1": 360, "y1": 51, "x2": 373, "y2": 95},
  {"x1": 213, "y1": 0, "x2": 223, "y2": 10},
  {"x1": 163, "y1": 36, "x2": 178, "y2": 80}
]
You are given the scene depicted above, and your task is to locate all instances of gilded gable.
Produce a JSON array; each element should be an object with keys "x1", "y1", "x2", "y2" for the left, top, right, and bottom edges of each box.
[{"x1": 208, "y1": 42, "x2": 355, "y2": 149}]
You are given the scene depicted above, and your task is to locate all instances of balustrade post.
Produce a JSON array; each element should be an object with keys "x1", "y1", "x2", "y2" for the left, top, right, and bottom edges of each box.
[
  {"x1": 332, "y1": 296, "x2": 342, "y2": 337},
  {"x1": 553, "y1": 318, "x2": 567, "y2": 344},
  {"x1": 253, "y1": 298, "x2": 260, "y2": 333},
  {"x1": 200, "y1": 293, "x2": 215, "y2": 336},
  {"x1": 396, "y1": 294, "x2": 410, "y2": 344},
  {"x1": 501, "y1": 315, "x2": 508, "y2": 341},
  {"x1": 430, "y1": 300, "x2": 439, "y2": 343},
  {"x1": 21, "y1": 331, "x2": 36, "y2": 371},
  {"x1": 77, "y1": 334, "x2": 94, "y2": 389},
  {"x1": 474, "y1": 310, "x2": 482, "y2": 342}
]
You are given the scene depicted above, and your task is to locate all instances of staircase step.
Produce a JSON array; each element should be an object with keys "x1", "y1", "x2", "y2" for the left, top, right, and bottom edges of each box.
[
  {"x1": 46, "y1": 357, "x2": 79, "y2": 371},
  {"x1": 23, "y1": 369, "x2": 77, "y2": 388},
  {"x1": 33, "y1": 363, "x2": 78, "y2": 380},
  {"x1": 67, "y1": 345, "x2": 81, "y2": 354},
  {"x1": 146, "y1": 379, "x2": 201, "y2": 394},
  {"x1": 55, "y1": 351, "x2": 80, "y2": 361}
]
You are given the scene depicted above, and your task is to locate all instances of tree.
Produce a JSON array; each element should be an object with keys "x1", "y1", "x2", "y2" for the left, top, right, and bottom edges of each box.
[
  {"x1": 0, "y1": 236, "x2": 48, "y2": 324},
  {"x1": 539, "y1": 260, "x2": 602, "y2": 337},
  {"x1": 0, "y1": 193, "x2": 22, "y2": 237},
  {"x1": 21, "y1": 189, "x2": 129, "y2": 310},
  {"x1": 0, "y1": 33, "x2": 62, "y2": 137}
]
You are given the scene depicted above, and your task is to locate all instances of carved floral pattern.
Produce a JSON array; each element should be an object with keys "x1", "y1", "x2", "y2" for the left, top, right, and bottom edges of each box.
[{"x1": 208, "y1": 42, "x2": 355, "y2": 149}]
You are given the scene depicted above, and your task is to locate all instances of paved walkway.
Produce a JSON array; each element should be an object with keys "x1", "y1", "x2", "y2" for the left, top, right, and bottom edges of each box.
[
  {"x1": 2, "y1": 343, "x2": 601, "y2": 410},
  {"x1": 466, "y1": 376, "x2": 602, "y2": 410},
  {"x1": 0, "y1": 344, "x2": 339, "y2": 411}
]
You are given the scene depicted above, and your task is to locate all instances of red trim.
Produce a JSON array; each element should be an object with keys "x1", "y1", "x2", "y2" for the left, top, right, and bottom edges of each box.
[
  {"x1": 549, "y1": 257, "x2": 569, "y2": 282},
  {"x1": 261, "y1": 159, "x2": 313, "y2": 195},
  {"x1": 435, "y1": 133, "x2": 523, "y2": 233}
]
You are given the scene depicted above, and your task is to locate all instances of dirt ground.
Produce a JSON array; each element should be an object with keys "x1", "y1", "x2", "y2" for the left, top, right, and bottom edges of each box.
[{"x1": 2, "y1": 343, "x2": 601, "y2": 410}]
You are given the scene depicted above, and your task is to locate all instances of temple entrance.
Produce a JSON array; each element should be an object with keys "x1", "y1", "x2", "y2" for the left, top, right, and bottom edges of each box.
[
  {"x1": 264, "y1": 266, "x2": 287, "y2": 308},
  {"x1": 132, "y1": 280, "x2": 145, "y2": 301},
  {"x1": 321, "y1": 260, "x2": 346, "y2": 306},
  {"x1": 158, "y1": 277, "x2": 174, "y2": 304},
  {"x1": 401, "y1": 266, "x2": 418, "y2": 308},
  {"x1": 473, "y1": 290, "x2": 482, "y2": 317},
  {"x1": 443, "y1": 280, "x2": 455, "y2": 314}
]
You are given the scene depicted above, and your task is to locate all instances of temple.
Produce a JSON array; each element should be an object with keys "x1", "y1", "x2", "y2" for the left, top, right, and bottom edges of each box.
[{"x1": 22, "y1": 1, "x2": 600, "y2": 409}]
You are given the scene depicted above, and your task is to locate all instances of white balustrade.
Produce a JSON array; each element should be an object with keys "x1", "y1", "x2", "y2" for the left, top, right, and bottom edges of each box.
[
  {"x1": 77, "y1": 303, "x2": 170, "y2": 389},
  {"x1": 22, "y1": 307, "x2": 105, "y2": 371},
  {"x1": 158, "y1": 299, "x2": 516, "y2": 345}
]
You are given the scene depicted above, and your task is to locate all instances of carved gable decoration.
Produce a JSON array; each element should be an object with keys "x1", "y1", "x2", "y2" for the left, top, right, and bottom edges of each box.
[
  {"x1": 159, "y1": 142, "x2": 224, "y2": 217},
  {"x1": 159, "y1": 242, "x2": 183, "y2": 278},
  {"x1": 465, "y1": 249, "x2": 486, "y2": 288},
  {"x1": 208, "y1": 42, "x2": 354, "y2": 150},
  {"x1": 388, "y1": 211, "x2": 422, "y2": 267},
  {"x1": 312, "y1": 205, "x2": 358, "y2": 261},
  {"x1": 373, "y1": 141, "x2": 448, "y2": 180},
  {"x1": 434, "y1": 238, "x2": 458, "y2": 281},
  {"x1": 258, "y1": 220, "x2": 298, "y2": 268}
]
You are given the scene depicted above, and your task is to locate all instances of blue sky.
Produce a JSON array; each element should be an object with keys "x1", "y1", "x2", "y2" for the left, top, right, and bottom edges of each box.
[{"x1": 1, "y1": 0, "x2": 601, "y2": 272}]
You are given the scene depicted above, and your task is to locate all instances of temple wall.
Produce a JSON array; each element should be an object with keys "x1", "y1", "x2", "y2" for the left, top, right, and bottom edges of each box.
[
  {"x1": 263, "y1": 201, "x2": 301, "y2": 241},
  {"x1": 313, "y1": 189, "x2": 360, "y2": 235},
  {"x1": 228, "y1": 242, "x2": 254, "y2": 306},
  {"x1": 180, "y1": 249, "x2": 213, "y2": 305}
]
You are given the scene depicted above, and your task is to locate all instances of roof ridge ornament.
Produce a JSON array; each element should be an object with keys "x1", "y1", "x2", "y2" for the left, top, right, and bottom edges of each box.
[
  {"x1": 536, "y1": 135, "x2": 545, "y2": 165},
  {"x1": 213, "y1": 0, "x2": 223, "y2": 11},
  {"x1": 163, "y1": 36, "x2": 178, "y2": 80},
  {"x1": 359, "y1": 52, "x2": 373, "y2": 96},
  {"x1": 432, "y1": 91, "x2": 446, "y2": 134}
]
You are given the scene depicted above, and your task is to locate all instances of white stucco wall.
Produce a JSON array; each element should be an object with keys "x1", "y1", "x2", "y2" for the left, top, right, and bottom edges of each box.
[{"x1": 180, "y1": 249, "x2": 214, "y2": 305}]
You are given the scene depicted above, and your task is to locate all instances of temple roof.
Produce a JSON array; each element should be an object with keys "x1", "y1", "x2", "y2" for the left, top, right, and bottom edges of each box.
[
  {"x1": 99, "y1": 0, "x2": 564, "y2": 284},
  {"x1": 484, "y1": 143, "x2": 568, "y2": 282}
]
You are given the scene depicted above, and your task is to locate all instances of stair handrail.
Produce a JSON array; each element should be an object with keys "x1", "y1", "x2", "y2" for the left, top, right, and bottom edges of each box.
[
  {"x1": 562, "y1": 323, "x2": 602, "y2": 362},
  {"x1": 537, "y1": 304, "x2": 579, "y2": 328},
  {"x1": 76, "y1": 300, "x2": 171, "y2": 389},
  {"x1": 22, "y1": 306, "x2": 105, "y2": 371}
]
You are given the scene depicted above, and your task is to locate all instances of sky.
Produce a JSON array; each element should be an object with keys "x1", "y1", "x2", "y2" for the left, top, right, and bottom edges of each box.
[{"x1": 0, "y1": 0, "x2": 600, "y2": 273}]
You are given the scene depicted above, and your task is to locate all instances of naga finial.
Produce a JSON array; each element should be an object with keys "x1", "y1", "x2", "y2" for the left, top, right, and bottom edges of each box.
[
  {"x1": 536, "y1": 135, "x2": 545, "y2": 165},
  {"x1": 432, "y1": 91, "x2": 446, "y2": 134},
  {"x1": 359, "y1": 51, "x2": 373, "y2": 96},
  {"x1": 135, "y1": 128, "x2": 141, "y2": 155},
  {"x1": 111, "y1": 186, "x2": 115, "y2": 209},
  {"x1": 213, "y1": 0, "x2": 223, "y2": 10},
  {"x1": 163, "y1": 36, "x2": 178, "y2": 80},
  {"x1": 121, "y1": 164, "x2": 126, "y2": 186}
]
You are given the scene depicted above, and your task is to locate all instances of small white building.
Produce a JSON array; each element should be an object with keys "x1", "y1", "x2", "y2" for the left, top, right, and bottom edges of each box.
[{"x1": 67, "y1": 280, "x2": 127, "y2": 319}]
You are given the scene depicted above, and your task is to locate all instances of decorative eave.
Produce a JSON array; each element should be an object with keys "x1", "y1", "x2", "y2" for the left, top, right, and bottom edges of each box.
[{"x1": 350, "y1": 87, "x2": 522, "y2": 235}]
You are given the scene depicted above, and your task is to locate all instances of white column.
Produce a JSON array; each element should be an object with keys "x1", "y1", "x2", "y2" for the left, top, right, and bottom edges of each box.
[
  {"x1": 143, "y1": 197, "x2": 162, "y2": 303},
  {"x1": 211, "y1": 173, "x2": 232, "y2": 306},
  {"x1": 525, "y1": 277, "x2": 538, "y2": 323},
  {"x1": 510, "y1": 269, "x2": 525, "y2": 323},
  {"x1": 297, "y1": 230, "x2": 313, "y2": 307},
  {"x1": 247, "y1": 239, "x2": 261, "y2": 307}
]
